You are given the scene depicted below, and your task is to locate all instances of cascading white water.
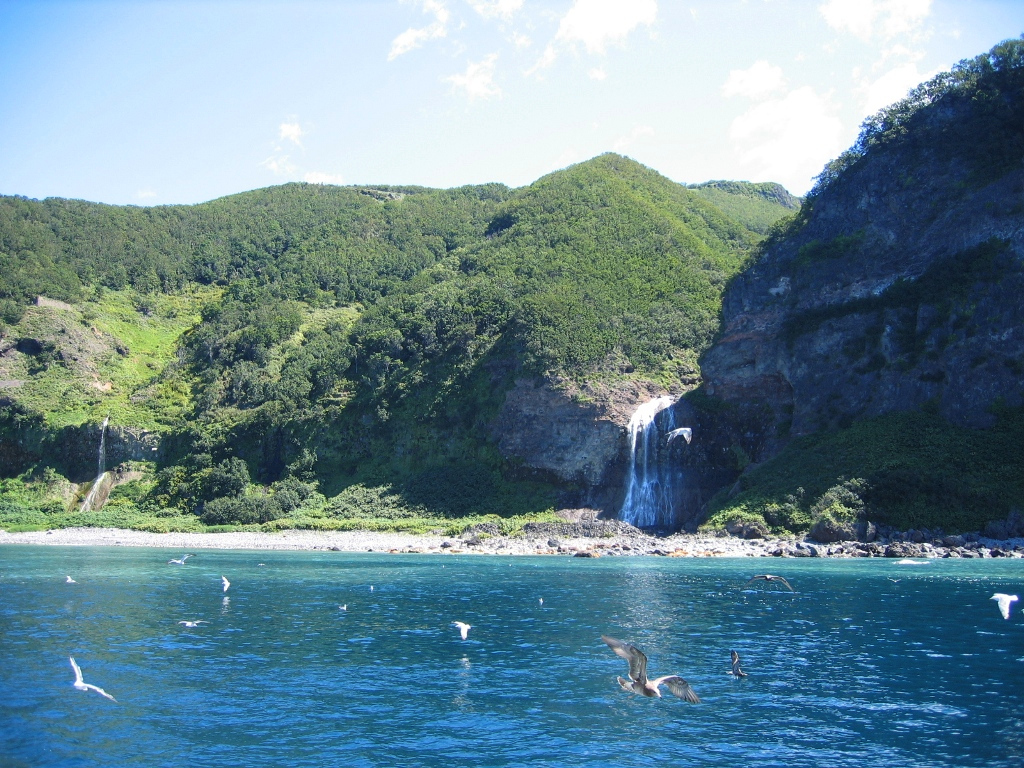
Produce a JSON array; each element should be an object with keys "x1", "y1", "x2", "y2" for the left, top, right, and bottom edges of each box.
[
  {"x1": 619, "y1": 396, "x2": 678, "y2": 528},
  {"x1": 80, "y1": 415, "x2": 110, "y2": 512}
]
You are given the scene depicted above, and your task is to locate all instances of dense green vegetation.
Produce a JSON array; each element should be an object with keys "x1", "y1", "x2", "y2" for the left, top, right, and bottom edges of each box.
[
  {"x1": 687, "y1": 180, "x2": 799, "y2": 235},
  {"x1": 702, "y1": 406, "x2": 1024, "y2": 536},
  {"x1": 0, "y1": 154, "x2": 793, "y2": 531},
  {"x1": 810, "y1": 37, "x2": 1024, "y2": 200}
]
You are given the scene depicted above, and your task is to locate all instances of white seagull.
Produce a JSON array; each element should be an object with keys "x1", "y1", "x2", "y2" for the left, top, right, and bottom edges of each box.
[
  {"x1": 991, "y1": 593, "x2": 1019, "y2": 620},
  {"x1": 65, "y1": 576, "x2": 77, "y2": 584},
  {"x1": 221, "y1": 576, "x2": 230, "y2": 593},
  {"x1": 69, "y1": 657, "x2": 117, "y2": 702},
  {"x1": 601, "y1": 635, "x2": 701, "y2": 703},
  {"x1": 453, "y1": 621, "x2": 472, "y2": 640},
  {"x1": 339, "y1": 604, "x2": 347, "y2": 611},
  {"x1": 666, "y1": 427, "x2": 693, "y2": 444},
  {"x1": 178, "y1": 620, "x2": 209, "y2": 628},
  {"x1": 167, "y1": 554, "x2": 194, "y2": 565}
]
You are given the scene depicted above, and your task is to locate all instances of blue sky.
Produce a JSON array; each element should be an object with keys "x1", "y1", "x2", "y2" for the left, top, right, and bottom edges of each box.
[{"x1": 1, "y1": 0, "x2": 1022, "y2": 205}]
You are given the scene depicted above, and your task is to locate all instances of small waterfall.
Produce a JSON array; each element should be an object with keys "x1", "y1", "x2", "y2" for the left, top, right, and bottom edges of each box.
[
  {"x1": 80, "y1": 415, "x2": 110, "y2": 512},
  {"x1": 619, "y1": 396, "x2": 685, "y2": 529}
]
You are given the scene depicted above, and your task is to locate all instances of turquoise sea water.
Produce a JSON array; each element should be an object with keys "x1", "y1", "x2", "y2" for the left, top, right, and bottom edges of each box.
[{"x1": 1, "y1": 546, "x2": 1022, "y2": 767}]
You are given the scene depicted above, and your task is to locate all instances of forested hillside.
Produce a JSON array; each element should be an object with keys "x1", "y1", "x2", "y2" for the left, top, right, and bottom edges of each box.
[{"x1": 0, "y1": 154, "x2": 796, "y2": 532}]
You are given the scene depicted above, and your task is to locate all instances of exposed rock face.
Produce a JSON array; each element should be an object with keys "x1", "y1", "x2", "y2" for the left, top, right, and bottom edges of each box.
[
  {"x1": 701, "y1": 91, "x2": 1024, "y2": 443},
  {"x1": 0, "y1": 411, "x2": 160, "y2": 482},
  {"x1": 492, "y1": 377, "x2": 681, "y2": 511}
]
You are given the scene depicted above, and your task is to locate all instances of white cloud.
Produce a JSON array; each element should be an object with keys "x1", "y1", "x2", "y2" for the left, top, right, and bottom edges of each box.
[
  {"x1": 818, "y1": 0, "x2": 931, "y2": 42},
  {"x1": 858, "y1": 61, "x2": 930, "y2": 115},
  {"x1": 728, "y1": 86, "x2": 846, "y2": 194},
  {"x1": 304, "y1": 171, "x2": 345, "y2": 185},
  {"x1": 612, "y1": 124, "x2": 654, "y2": 152},
  {"x1": 722, "y1": 61, "x2": 786, "y2": 100},
  {"x1": 556, "y1": 0, "x2": 658, "y2": 54},
  {"x1": 261, "y1": 154, "x2": 297, "y2": 177},
  {"x1": 447, "y1": 53, "x2": 501, "y2": 99},
  {"x1": 467, "y1": 0, "x2": 523, "y2": 21},
  {"x1": 588, "y1": 67, "x2": 607, "y2": 81},
  {"x1": 531, "y1": 0, "x2": 658, "y2": 73},
  {"x1": 135, "y1": 188, "x2": 157, "y2": 200},
  {"x1": 388, "y1": 0, "x2": 449, "y2": 60},
  {"x1": 279, "y1": 122, "x2": 304, "y2": 147}
]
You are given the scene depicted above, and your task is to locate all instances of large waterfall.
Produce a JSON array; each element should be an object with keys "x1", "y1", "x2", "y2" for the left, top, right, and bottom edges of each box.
[
  {"x1": 619, "y1": 396, "x2": 687, "y2": 529},
  {"x1": 80, "y1": 415, "x2": 110, "y2": 512}
]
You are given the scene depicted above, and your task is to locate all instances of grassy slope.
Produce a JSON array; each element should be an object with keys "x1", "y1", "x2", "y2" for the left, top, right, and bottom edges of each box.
[{"x1": 1, "y1": 289, "x2": 214, "y2": 430}]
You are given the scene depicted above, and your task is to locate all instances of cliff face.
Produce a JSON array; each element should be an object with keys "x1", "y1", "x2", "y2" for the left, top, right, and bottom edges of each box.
[
  {"x1": 491, "y1": 377, "x2": 681, "y2": 510},
  {"x1": 701, "y1": 62, "x2": 1024, "y2": 453}
]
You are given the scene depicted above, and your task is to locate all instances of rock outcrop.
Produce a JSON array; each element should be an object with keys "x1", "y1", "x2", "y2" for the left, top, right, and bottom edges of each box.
[
  {"x1": 491, "y1": 377, "x2": 680, "y2": 510},
  {"x1": 701, "y1": 56, "x2": 1024, "y2": 447}
]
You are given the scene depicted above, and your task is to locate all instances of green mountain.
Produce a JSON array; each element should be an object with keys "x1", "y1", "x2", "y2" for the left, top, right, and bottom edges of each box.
[{"x1": 0, "y1": 154, "x2": 795, "y2": 532}]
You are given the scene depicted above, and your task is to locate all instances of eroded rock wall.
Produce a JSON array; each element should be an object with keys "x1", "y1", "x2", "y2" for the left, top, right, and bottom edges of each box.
[{"x1": 701, "y1": 139, "x2": 1024, "y2": 442}]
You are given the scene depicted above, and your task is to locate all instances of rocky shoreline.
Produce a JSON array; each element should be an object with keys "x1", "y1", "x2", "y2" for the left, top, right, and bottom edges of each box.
[{"x1": 2, "y1": 521, "x2": 1023, "y2": 559}]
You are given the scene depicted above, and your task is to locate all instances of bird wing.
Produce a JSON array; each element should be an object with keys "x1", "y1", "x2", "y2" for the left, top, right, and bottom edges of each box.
[
  {"x1": 602, "y1": 636, "x2": 648, "y2": 683},
  {"x1": 667, "y1": 428, "x2": 692, "y2": 444},
  {"x1": 992, "y1": 594, "x2": 1017, "y2": 620},
  {"x1": 774, "y1": 576, "x2": 795, "y2": 591},
  {"x1": 730, "y1": 650, "x2": 741, "y2": 672},
  {"x1": 222, "y1": 576, "x2": 230, "y2": 590},
  {"x1": 69, "y1": 656, "x2": 84, "y2": 685},
  {"x1": 744, "y1": 576, "x2": 766, "y2": 587},
  {"x1": 654, "y1": 676, "x2": 701, "y2": 703},
  {"x1": 83, "y1": 683, "x2": 117, "y2": 702}
]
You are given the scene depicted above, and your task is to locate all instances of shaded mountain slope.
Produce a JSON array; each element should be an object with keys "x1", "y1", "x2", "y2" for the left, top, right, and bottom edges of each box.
[{"x1": 694, "y1": 37, "x2": 1024, "y2": 536}]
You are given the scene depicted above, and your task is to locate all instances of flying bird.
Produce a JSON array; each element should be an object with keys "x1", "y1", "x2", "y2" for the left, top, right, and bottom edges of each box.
[
  {"x1": 167, "y1": 554, "x2": 194, "y2": 565},
  {"x1": 991, "y1": 593, "x2": 1019, "y2": 620},
  {"x1": 65, "y1": 576, "x2": 77, "y2": 584},
  {"x1": 339, "y1": 604, "x2": 347, "y2": 611},
  {"x1": 453, "y1": 621, "x2": 472, "y2": 640},
  {"x1": 601, "y1": 635, "x2": 700, "y2": 703},
  {"x1": 178, "y1": 620, "x2": 209, "y2": 628},
  {"x1": 221, "y1": 576, "x2": 230, "y2": 593},
  {"x1": 69, "y1": 657, "x2": 117, "y2": 702},
  {"x1": 666, "y1": 427, "x2": 693, "y2": 444},
  {"x1": 745, "y1": 574, "x2": 794, "y2": 591},
  {"x1": 730, "y1": 650, "x2": 748, "y2": 678}
]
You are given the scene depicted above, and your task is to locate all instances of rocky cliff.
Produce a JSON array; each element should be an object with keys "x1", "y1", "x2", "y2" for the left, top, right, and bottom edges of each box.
[{"x1": 701, "y1": 44, "x2": 1024, "y2": 451}]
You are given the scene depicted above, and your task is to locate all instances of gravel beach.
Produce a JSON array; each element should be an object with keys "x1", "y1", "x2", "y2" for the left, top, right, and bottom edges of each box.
[{"x1": 2, "y1": 524, "x2": 1022, "y2": 559}]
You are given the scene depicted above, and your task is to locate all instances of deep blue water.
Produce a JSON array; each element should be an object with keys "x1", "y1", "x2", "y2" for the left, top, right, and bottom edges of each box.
[{"x1": 1, "y1": 546, "x2": 1022, "y2": 767}]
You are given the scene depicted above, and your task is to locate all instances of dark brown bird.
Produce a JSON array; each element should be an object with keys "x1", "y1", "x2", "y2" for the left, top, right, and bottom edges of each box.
[
  {"x1": 601, "y1": 635, "x2": 700, "y2": 703},
  {"x1": 730, "y1": 650, "x2": 748, "y2": 677},
  {"x1": 744, "y1": 574, "x2": 794, "y2": 591}
]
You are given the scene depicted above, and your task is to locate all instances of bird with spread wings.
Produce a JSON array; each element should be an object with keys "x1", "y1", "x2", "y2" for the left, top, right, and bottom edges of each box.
[
  {"x1": 601, "y1": 635, "x2": 701, "y2": 703},
  {"x1": 69, "y1": 657, "x2": 117, "y2": 702},
  {"x1": 744, "y1": 574, "x2": 794, "y2": 591}
]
